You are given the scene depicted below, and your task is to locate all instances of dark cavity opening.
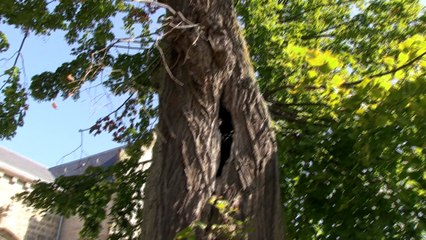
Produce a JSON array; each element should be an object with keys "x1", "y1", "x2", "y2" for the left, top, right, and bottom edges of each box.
[{"x1": 217, "y1": 100, "x2": 234, "y2": 177}]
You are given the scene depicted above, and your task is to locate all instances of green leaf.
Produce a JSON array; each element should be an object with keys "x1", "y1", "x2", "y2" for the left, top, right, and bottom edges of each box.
[
  {"x1": 0, "y1": 31, "x2": 9, "y2": 52},
  {"x1": 306, "y1": 50, "x2": 326, "y2": 67}
]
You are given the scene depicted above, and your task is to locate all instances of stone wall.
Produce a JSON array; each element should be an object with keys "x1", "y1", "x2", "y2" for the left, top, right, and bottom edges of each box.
[
  {"x1": 0, "y1": 170, "x2": 61, "y2": 240},
  {"x1": 58, "y1": 212, "x2": 110, "y2": 240}
]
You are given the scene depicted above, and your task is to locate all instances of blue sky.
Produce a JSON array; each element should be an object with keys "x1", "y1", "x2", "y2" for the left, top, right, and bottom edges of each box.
[
  {"x1": 1, "y1": 25, "x2": 123, "y2": 167},
  {"x1": 1, "y1": 6, "x2": 164, "y2": 168}
]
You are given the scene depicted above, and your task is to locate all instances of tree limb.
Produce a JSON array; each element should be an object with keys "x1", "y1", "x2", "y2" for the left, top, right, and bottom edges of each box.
[
  {"x1": 130, "y1": 0, "x2": 196, "y2": 25},
  {"x1": 343, "y1": 51, "x2": 426, "y2": 87},
  {"x1": 0, "y1": 30, "x2": 29, "y2": 91},
  {"x1": 369, "y1": 51, "x2": 426, "y2": 78},
  {"x1": 301, "y1": 34, "x2": 335, "y2": 40}
]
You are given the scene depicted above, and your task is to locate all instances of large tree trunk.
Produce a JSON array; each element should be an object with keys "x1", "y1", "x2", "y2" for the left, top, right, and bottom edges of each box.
[{"x1": 141, "y1": 1, "x2": 284, "y2": 239}]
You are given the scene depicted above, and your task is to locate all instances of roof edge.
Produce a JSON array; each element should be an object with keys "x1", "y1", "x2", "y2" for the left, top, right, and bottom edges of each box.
[
  {"x1": 0, "y1": 146, "x2": 48, "y2": 168},
  {"x1": 0, "y1": 161, "x2": 53, "y2": 182}
]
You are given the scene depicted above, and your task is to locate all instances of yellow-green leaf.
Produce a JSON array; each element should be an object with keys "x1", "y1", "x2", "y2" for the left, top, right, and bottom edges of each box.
[
  {"x1": 398, "y1": 52, "x2": 409, "y2": 63},
  {"x1": 307, "y1": 70, "x2": 318, "y2": 79},
  {"x1": 330, "y1": 75, "x2": 344, "y2": 87},
  {"x1": 383, "y1": 56, "x2": 395, "y2": 66},
  {"x1": 306, "y1": 50, "x2": 325, "y2": 67}
]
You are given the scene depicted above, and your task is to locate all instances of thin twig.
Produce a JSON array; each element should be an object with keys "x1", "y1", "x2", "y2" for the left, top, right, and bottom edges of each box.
[
  {"x1": 83, "y1": 40, "x2": 120, "y2": 82},
  {"x1": 114, "y1": 45, "x2": 150, "y2": 50},
  {"x1": 57, "y1": 130, "x2": 85, "y2": 164},
  {"x1": 169, "y1": 22, "x2": 199, "y2": 29},
  {"x1": 183, "y1": 29, "x2": 201, "y2": 64},
  {"x1": 272, "y1": 102, "x2": 327, "y2": 107},
  {"x1": 129, "y1": 0, "x2": 196, "y2": 25},
  {"x1": 176, "y1": 11, "x2": 195, "y2": 25},
  {"x1": 155, "y1": 41, "x2": 184, "y2": 86},
  {"x1": 301, "y1": 34, "x2": 335, "y2": 40},
  {"x1": 12, "y1": 30, "x2": 29, "y2": 67},
  {"x1": 79, "y1": 93, "x2": 135, "y2": 132},
  {"x1": 131, "y1": 0, "x2": 177, "y2": 15},
  {"x1": 0, "y1": 30, "x2": 29, "y2": 91},
  {"x1": 125, "y1": 0, "x2": 199, "y2": 88},
  {"x1": 67, "y1": 40, "x2": 122, "y2": 96}
]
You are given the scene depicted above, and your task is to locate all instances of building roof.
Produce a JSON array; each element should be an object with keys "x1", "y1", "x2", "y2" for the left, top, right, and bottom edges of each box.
[
  {"x1": 49, "y1": 147, "x2": 123, "y2": 177},
  {"x1": 0, "y1": 146, "x2": 55, "y2": 182}
]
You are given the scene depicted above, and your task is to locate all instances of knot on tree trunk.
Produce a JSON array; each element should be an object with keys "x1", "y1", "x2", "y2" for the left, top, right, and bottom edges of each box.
[
  {"x1": 208, "y1": 28, "x2": 233, "y2": 68},
  {"x1": 163, "y1": 3, "x2": 237, "y2": 83}
]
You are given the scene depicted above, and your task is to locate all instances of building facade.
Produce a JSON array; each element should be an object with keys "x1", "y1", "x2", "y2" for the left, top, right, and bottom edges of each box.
[
  {"x1": 0, "y1": 146, "x2": 151, "y2": 240},
  {"x1": 0, "y1": 146, "x2": 60, "y2": 240}
]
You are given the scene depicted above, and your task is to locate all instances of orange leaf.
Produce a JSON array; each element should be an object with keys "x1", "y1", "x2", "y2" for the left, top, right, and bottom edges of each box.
[
  {"x1": 52, "y1": 102, "x2": 58, "y2": 109},
  {"x1": 66, "y1": 74, "x2": 75, "y2": 82}
]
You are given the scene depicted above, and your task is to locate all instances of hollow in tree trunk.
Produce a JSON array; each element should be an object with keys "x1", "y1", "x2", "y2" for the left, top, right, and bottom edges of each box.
[{"x1": 142, "y1": 1, "x2": 284, "y2": 239}]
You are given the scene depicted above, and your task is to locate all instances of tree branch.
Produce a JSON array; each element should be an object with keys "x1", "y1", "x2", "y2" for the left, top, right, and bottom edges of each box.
[
  {"x1": 131, "y1": 0, "x2": 177, "y2": 14},
  {"x1": 79, "y1": 93, "x2": 135, "y2": 133},
  {"x1": 269, "y1": 107, "x2": 330, "y2": 127},
  {"x1": 343, "y1": 51, "x2": 426, "y2": 87},
  {"x1": 130, "y1": 0, "x2": 196, "y2": 25},
  {"x1": 272, "y1": 101, "x2": 327, "y2": 107},
  {"x1": 301, "y1": 34, "x2": 335, "y2": 40},
  {"x1": 0, "y1": 30, "x2": 29, "y2": 91},
  {"x1": 154, "y1": 40, "x2": 184, "y2": 86},
  {"x1": 12, "y1": 30, "x2": 29, "y2": 68},
  {"x1": 57, "y1": 129, "x2": 86, "y2": 164},
  {"x1": 263, "y1": 82, "x2": 325, "y2": 100},
  {"x1": 369, "y1": 51, "x2": 426, "y2": 78}
]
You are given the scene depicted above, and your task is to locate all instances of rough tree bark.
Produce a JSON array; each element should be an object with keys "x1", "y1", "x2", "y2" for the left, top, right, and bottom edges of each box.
[{"x1": 141, "y1": 0, "x2": 284, "y2": 239}]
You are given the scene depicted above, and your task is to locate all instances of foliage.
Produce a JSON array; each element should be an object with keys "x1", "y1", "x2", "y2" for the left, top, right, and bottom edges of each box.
[
  {"x1": 1, "y1": 0, "x2": 426, "y2": 239},
  {"x1": 16, "y1": 150, "x2": 148, "y2": 239},
  {"x1": 175, "y1": 196, "x2": 248, "y2": 240},
  {"x1": 0, "y1": 0, "x2": 157, "y2": 141},
  {"x1": 237, "y1": 0, "x2": 426, "y2": 238}
]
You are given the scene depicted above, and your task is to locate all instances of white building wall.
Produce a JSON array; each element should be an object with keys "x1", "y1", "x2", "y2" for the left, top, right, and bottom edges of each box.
[{"x1": 0, "y1": 170, "x2": 60, "y2": 240}]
